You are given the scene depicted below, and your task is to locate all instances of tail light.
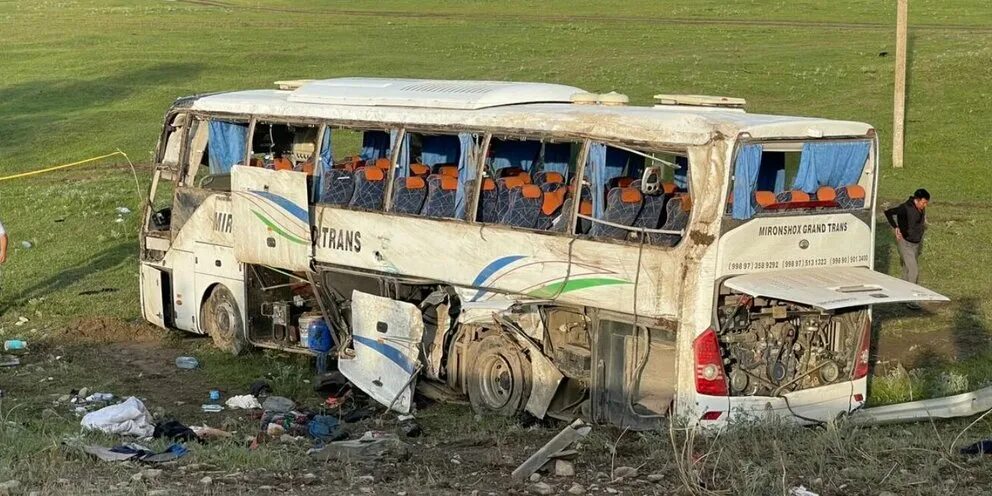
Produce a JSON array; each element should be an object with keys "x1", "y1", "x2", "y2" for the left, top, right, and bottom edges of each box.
[
  {"x1": 852, "y1": 318, "x2": 872, "y2": 379},
  {"x1": 693, "y1": 328, "x2": 728, "y2": 396}
]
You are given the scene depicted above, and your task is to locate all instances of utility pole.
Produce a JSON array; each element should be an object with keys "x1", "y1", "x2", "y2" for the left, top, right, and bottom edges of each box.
[{"x1": 892, "y1": 0, "x2": 908, "y2": 168}]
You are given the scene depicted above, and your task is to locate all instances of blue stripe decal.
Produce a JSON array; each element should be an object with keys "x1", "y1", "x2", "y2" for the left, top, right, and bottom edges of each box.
[
  {"x1": 353, "y1": 335, "x2": 416, "y2": 375},
  {"x1": 249, "y1": 190, "x2": 308, "y2": 223},
  {"x1": 468, "y1": 255, "x2": 526, "y2": 302}
]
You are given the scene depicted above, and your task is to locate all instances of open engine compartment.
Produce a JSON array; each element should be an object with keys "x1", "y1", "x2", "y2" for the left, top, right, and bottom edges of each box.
[{"x1": 716, "y1": 287, "x2": 868, "y2": 397}]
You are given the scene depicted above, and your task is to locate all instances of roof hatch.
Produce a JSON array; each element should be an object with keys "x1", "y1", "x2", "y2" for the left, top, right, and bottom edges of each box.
[{"x1": 286, "y1": 77, "x2": 585, "y2": 110}]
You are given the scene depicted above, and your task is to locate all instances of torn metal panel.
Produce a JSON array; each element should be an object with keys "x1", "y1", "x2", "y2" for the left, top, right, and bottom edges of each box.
[
  {"x1": 230, "y1": 165, "x2": 312, "y2": 271},
  {"x1": 850, "y1": 386, "x2": 992, "y2": 426},
  {"x1": 724, "y1": 266, "x2": 949, "y2": 310},
  {"x1": 338, "y1": 291, "x2": 425, "y2": 414},
  {"x1": 521, "y1": 339, "x2": 564, "y2": 419},
  {"x1": 511, "y1": 419, "x2": 591, "y2": 482}
]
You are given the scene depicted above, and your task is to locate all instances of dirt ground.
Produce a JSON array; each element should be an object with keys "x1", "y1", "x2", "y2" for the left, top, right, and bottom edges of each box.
[{"x1": 3, "y1": 317, "x2": 992, "y2": 495}]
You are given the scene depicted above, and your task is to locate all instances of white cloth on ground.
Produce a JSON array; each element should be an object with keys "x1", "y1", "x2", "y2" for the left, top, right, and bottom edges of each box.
[{"x1": 80, "y1": 396, "x2": 155, "y2": 437}]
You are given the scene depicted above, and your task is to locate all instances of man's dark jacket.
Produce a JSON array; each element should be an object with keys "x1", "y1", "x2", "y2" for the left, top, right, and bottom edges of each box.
[{"x1": 884, "y1": 198, "x2": 926, "y2": 243}]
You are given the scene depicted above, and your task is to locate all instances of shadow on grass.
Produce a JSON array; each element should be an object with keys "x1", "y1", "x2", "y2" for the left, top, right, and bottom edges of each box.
[
  {"x1": 0, "y1": 241, "x2": 136, "y2": 316},
  {"x1": 0, "y1": 63, "x2": 202, "y2": 119}
]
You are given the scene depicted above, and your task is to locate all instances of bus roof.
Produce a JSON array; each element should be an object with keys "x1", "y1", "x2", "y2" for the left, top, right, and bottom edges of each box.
[{"x1": 189, "y1": 78, "x2": 873, "y2": 146}]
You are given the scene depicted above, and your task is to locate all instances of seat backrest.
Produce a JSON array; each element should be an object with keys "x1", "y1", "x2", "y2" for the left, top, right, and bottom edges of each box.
[
  {"x1": 534, "y1": 171, "x2": 565, "y2": 190},
  {"x1": 474, "y1": 178, "x2": 500, "y2": 223},
  {"x1": 651, "y1": 194, "x2": 692, "y2": 246},
  {"x1": 373, "y1": 158, "x2": 391, "y2": 170},
  {"x1": 392, "y1": 176, "x2": 428, "y2": 214},
  {"x1": 835, "y1": 184, "x2": 866, "y2": 208},
  {"x1": 632, "y1": 188, "x2": 667, "y2": 232},
  {"x1": 496, "y1": 176, "x2": 528, "y2": 222},
  {"x1": 536, "y1": 186, "x2": 568, "y2": 230},
  {"x1": 815, "y1": 186, "x2": 837, "y2": 202},
  {"x1": 500, "y1": 184, "x2": 543, "y2": 229},
  {"x1": 588, "y1": 187, "x2": 643, "y2": 240},
  {"x1": 349, "y1": 167, "x2": 386, "y2": 210},
  {"x1": 662, "y1": 182, "x2": 677, "y2": 195},
  {"x1": 319, "y1": 169, "x2": 355, "y2": 205},
  {"x1": 273, "y1": 157, "x2": 293, "y2": 171},
  {"x1": 498, "y1": 167, "x2": 527, "y2": 178},
  {"x1": 422, "y1": 175, "x2": 458, "y2": 218}
]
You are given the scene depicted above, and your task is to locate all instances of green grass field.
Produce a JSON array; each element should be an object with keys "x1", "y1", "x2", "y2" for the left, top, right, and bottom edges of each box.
[{"x1": 1, "y1": 1, "x2": 991, "y2": 493}]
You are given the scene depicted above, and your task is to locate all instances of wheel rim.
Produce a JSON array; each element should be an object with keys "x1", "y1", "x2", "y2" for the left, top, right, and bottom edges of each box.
[
  {"x1": 478, "y1": 353, "x2": 515, "y2": 410},
  {"x1": 214, "y1": 301, "x2": 236, "y2": 336}
]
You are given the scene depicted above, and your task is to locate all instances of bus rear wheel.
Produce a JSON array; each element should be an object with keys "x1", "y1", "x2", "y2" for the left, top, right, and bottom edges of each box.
[
  {"x1": 467, "y1": 335, "x2": 531, "y2": 417},
  {"x1": 202, "y1": 285, "x2": 245, "y2": 355}
]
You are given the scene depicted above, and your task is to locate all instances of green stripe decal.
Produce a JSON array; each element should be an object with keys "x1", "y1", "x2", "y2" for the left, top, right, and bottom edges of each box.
[
  {"x1": 251, "y1": 210, "x2": 308, "y2": 245},
  {"x1": 528, "y1": 277, "x2": 630, "y2": 299}
]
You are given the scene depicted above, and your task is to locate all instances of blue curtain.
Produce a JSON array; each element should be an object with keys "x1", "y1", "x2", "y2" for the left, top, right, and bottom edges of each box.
[
  {"x1": 732, "y1": 144, "x2": 763, "y2": 220},
  {"x1": 543, "y1": 143, "x2": 571, "y2": 177},
  {"x1": 360, "y1": 130, "x2": 391, "y2": 161},
  {"x1": 674, "y1": 156, "x2": 689, "y2": 190},
  {"x1": 314, "y1": 127, "x2": 333, "y2": 202},
  {"x1": 755, "y1": 153, "x2": 786, "y2": 193},
  {"x1": 792, "y1": 141, "x2": 871, "y2": 193},
  {"x1": 422, "y1": 135, "x2": 461, "y2": 166},
  {"x1": 455, "y1": 133, "x2": 477, "y2": 218},
  {"x1": 390, "y1": 129, "x2": 410, "y2": 177},
  {"x1": 585, "y1": 142, "x2": 608, "y2": 218},
  {"x1": 605, "y1": 147, "x2": 645, "y2": 181},
  {"x1": 491, "y1": 139, "x2": 542, "y2": 171},
  {"x1": 207, "y1": 121, "x2": 248, "y2": 174}
]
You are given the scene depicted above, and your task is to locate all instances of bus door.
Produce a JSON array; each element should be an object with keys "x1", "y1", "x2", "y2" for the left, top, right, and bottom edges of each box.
[{"x1": 230, "y1": 165, "x2": 313, "y2": 271}]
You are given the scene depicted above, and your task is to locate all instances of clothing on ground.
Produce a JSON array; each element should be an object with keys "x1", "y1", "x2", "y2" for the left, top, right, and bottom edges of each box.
[{"x1": 884, "y1": 198, "x2": 926, "y2": 243}]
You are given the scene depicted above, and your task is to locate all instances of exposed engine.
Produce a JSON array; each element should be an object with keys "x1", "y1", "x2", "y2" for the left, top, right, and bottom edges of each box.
[{"x1": 716, "y1": 292, "x2": 866, "y2": 396}]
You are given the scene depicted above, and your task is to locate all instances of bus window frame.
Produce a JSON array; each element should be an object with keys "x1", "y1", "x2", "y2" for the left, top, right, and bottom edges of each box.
[
  {"x1": 725, "y1": 136, "x2": 876, "y2": 220},
  {"x1": 576, "y1": 143, "x2": 693, "y2": 250}
]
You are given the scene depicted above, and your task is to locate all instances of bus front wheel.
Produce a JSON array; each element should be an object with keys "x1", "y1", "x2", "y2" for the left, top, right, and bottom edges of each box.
[
  {"x1": 467, "y1": 335, "x2": 532, "y2": 417},
  {"x1": 202, "y1": 285, "x2": 245, "y2": 355}
]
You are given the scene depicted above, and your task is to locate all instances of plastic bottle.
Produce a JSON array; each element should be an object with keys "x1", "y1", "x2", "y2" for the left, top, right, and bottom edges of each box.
[
  {"x1": 175, "y1": 356, "x2": 199, "y2": 369},
  {"x1": 3, "y1": 340, "x2": 26, "y2": 351},
  {"x1": 209, "y1": 390, "x2": 221, "y2": 402}
]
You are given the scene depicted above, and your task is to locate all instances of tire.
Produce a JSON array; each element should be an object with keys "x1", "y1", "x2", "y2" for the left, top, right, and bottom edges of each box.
[
  {"x1": 467, "y1": 334, "x2": 532, "y2": 417},
  {"x1": 201, "y1": 285, "x2": 246, "y2": 355}
]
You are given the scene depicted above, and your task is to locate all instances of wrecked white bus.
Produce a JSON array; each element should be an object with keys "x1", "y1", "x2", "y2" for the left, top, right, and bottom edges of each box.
[{"x1": 139, "y1": 78, "x2": 947, "y2": 427}]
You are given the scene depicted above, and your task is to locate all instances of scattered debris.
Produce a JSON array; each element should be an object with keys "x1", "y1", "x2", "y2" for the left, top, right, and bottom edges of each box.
[
  {"x1": 85, "y1": 392, "x2": 114, "y2": 402},
  {"x1": 199, "y1": 476, "x2": 213, "y2": 486},
  {"x1": 190, "y1": 425, "x2": 233, "y2": 440},
  {"x1": 307, "y1": 415, "x2": 344, "y2": 442},
  {"x1": 567, "y1": 482, "x2": 586, "y2": 495},
  {"x1": 20, "y1": 240, "x2": 32, "y2": 249},
  {"x1": 261, "y1": 395, "x2": 295, "y2": 413},
  {"x1": 225, "y1": 394, "x2": 262, "y2": 410},
  {"x1": 308, "y1": 431, "x2": 409, "y2": 462},
  {"x1": 512, "y1": 419, "x2": 591, "y2": 482},
  {"x1": 960, "y1": 439, "x2": 992, "y2": 455},
  {"x1": 0, "y1": 355, "x2": 20, "y2": 368},
  {"x1": 789, "y1": 486, "x2": 819, "y2": 496},
  {"x1": 153, "y1": 420, "x2": 200, "y2": 442},
  {"x1": 83, "y1": 443, "x2": 188, "y2": 463},
  {"x1": 116, "y1": 206, "x2": 132, "y2": 215},
  {"x1": 201, "y1": 404, "x2": 223, "y2": 413},
  {"x1": 175, "y1": 356, "x2": 199, "y2": 369},
  {"x1": 3, "y1": 339, "x2": 26, "y2": 351},
  {"x1": 554, "y1": 459, "x2": 576, "y2": 477},
  {"x1": 531, "y1": 482, "x2": 554, "y2": 495},
  {"x1": 529, "y1": 473, "x2": 541, "y2": 482},
  {"x1": 250, "y1": 379, "x2": 273, "y2": 398},
  {"x1": 81, "y1": 397, "x2": 155, "y2": 437},
  {"x1": 399, "y1": 419, "x2": 422, "y2": 438},
  {"x1": 77, "y1": 287, "x2": 119, "y2": 296},
  {"x1": 646, "y1": 473, "x2": 665, "y2": 483},
  {"x1": 612, "y1": 466, "x2": 638, "y2": 480}
]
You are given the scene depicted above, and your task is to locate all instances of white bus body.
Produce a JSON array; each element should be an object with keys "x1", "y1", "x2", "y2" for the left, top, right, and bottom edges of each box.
[{"x1": 139, "y1": 78, "x2": 946, "y2": 427}]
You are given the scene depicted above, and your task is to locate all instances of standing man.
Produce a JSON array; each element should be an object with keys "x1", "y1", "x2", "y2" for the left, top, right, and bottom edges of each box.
[{"x1": 884, "y1": 188, "x2": 930, "y2": 308}]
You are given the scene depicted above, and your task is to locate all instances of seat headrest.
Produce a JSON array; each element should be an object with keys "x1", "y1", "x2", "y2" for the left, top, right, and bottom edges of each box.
[
  {"x1": 846, "y1": 184, "x2": 866, "y2": 199},
  {"x1": 502, "y1": 176, "x2": 527, "y2": 189},
  {"x1": 542, "y1": 172, "x2": 564, "y2": 184},
  {"x1": 789, "y1": 190, "x2": 811, "y2": 202},
  {"x1": 680, "y1": 194, "x2": 693, "y2": 212},
  {"x1": 754, "y1": 190, "x2": 776, "y2": 207},
  {"x1": 815, "y1": 186, "x2": 837, "y2": 201},
  {"x1": 620, "y1": 187, "x2": 642, "y2": 204},
  {"x1": 273, "y1": 158, "x2": 293, "y2": 171},
  {"x1": 410, "y1": 163, "x2": 430, "y2": 176},
  {"x1": 438, "y1": 165, "x2": 458, "y2": 178},
  {"x1": 662, "y1": 182, "x2": 677, "y2": 194},
  {"x1": 373, "y1": 158, "x2": 391, "y2": 170},
  {"x1": 362, "y1": 167, "x2": 385, "y2": 181},
  {"x1": 404, "y1": 176, "x2": 426, "y2": 189},
  {"x1": 613, "y1": 177, "x2": 634, "y2": 188},
  {"x1": 481, "y1": 178, "x2": 497, "y2": 191},
  {"x1": 439, "y1": 176, "x2": 458, "y2": 191},
  {"x1": 521, "y1": 184, "x2": 542, "y2": 199}
]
